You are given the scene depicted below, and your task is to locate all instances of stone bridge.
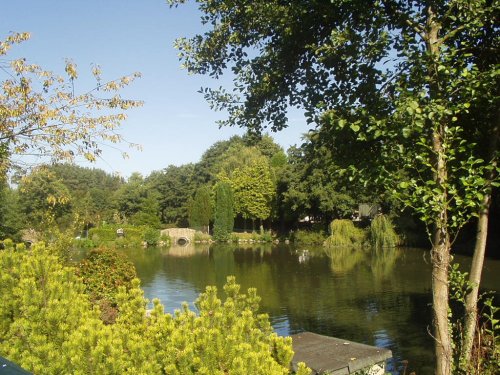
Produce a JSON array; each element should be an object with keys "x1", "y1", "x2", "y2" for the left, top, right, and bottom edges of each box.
[{"x1": 160, "y1": 228, "x2": 196, "y2": 246}]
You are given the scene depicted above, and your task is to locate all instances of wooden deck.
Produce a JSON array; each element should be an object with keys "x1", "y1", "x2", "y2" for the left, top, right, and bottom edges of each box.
[
  {"x1": 0, "y1": 356, "x2": 31, "y2": 375},
  {"x1": 291, "y1": 332, "x2": 392, "y2": 374}
]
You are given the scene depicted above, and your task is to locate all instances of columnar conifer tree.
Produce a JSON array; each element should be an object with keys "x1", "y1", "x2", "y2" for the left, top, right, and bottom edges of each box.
[{"x1": 213, "y1": 181, "x2": 234, "y2": 241}]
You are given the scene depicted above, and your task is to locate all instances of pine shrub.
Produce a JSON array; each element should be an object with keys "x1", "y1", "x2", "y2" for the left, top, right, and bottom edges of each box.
[{"x1": 0, "y1": 244, "x2": 310, "y2": 374}]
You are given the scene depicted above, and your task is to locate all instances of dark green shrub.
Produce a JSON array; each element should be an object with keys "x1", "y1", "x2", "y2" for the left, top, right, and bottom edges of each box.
[{"x1": 292, "y1": 230, "x2": 326, "y2": 245}]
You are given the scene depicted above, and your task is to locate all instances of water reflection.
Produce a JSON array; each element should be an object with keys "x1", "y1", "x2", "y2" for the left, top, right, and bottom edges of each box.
[
  {"x1": 166, "y1": 243, "x2": 209, "y2": 257},
  {"x1": 324, "y1": 246, "x2": 366, "y2": 274},
  {"x1": 370, "y1": 247, "x2": 401, "y2": 280},
  {"x1": 118, "y1": 244, "x2": 500, "y2": 375}
]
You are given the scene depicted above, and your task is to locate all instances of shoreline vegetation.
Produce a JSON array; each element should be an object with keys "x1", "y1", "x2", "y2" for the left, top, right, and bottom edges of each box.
[{"x1": 75, "y1": 215, "x2": 402, "y2": 249}]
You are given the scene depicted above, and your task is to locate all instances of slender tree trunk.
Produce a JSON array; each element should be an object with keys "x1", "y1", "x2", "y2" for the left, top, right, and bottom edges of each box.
[
  {"x1": 432, "y1": 131, "x2": 453, "y2": 375},
  {"x1": 460, "y1": 193, "x2": 490, "y2": 367},
  {"x1": 426, "y1": 7, "x2": 453, "y2": 373},
  {"x1": 461, "y1": 119, "x2": 499, "y2": 366}
]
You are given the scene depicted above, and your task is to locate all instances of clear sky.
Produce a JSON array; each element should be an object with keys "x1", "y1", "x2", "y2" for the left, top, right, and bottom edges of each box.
[{"x1": 2, "y1": 0, "x2": 311, "y2": 178}]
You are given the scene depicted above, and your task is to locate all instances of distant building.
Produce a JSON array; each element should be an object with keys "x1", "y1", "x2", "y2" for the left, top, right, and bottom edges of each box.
[{"x1": 353, "y1": 203, "x2": 380, "y2": 221}]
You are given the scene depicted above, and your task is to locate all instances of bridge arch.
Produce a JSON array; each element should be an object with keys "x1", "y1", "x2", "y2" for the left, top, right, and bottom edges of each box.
[{"x1": 160, "y1": 228, "x2": 196, "y2": 247}]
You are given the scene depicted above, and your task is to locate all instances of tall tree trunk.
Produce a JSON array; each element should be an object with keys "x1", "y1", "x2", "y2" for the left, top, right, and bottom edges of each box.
[
  {"x1": 461, "y1": 118, "x2": 499, "y2": 366},
  {"x1": 432, "y1": 131, "x2": 453, "y2": 375},
  {"x1": 426, "y1": 7, "x2": 453, "y2": 374}
]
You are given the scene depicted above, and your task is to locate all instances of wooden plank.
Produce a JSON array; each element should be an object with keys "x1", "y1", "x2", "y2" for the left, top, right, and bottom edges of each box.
[{"x1": 291, "y1": 332, "x2": 392, "y2": 374}]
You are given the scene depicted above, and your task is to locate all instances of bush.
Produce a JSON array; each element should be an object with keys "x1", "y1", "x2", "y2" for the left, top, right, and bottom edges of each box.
[
  {"x1": 230, "y1": 230, "x2": 274, "y2": 243},
  {"x1": 324, "y1": 219, "x2": 366, "y2": 248},
  {"x1": 76, "y1": 247, "x2": 137, "y2": 323},
  {"x1": 73, "y1": 237, "x2": 95, "y2": 248},
  {"x1": 0, "y1": 246, "x2": 310, "y2": 374},
  {"x1": 370, "y1": 215, "x2": 399, "y2": 248},
  {"x1": 194, "y1": 231, "x2": 212, "y2": 242},
  {"x1": 159, "y1": 233, "x2": 171, "y2": 246},
  {"x1": 142, "y1": 227, "x2": 160, "y2": 246},
  {"x1": 89, "y1": 224, "x2": 156, "y2": 247},
  {"x1": 292, "y1": 230, "x2": 326, "y2": 245}
]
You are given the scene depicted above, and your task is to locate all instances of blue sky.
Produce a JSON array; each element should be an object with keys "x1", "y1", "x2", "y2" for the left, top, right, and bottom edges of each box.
[{"x1": 2, "y1": 0, "x2": 311, "y2": 178}]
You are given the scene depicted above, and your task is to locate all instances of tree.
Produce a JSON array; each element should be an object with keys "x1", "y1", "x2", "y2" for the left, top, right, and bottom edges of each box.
[
  {"x1": 18, "y1": 168, "x2": 73, "y2": 230},
  {"x1": 48, "y1": 163, "x2": 124, "y2": 227},
  {"x1": 170, "y1": 1, "x2": 499, "y2": 373},
  {"x1": 0, "y1": 181, "x2": 22, "y2": 240},
  {"x1": 228, "y1": 159, "x2": 276, "y2": 229},
  {"x1": 0, "y1": 33, "x2": 142, "y2": 177},
  {"x1": 112, "y1": 172, "x2": 161, "y2": 227},
  {"x1": 192, "y1": 136, "x2": 245, "y2": 185},
  {"x1": 213, "y1": 181, "x2": 234, "y2": 241},
  {"x1": 146, "y1": 164, "x2": 196, "y2": 226},
  {"x1": 281, "y1": 141, "x2": 370, "y2": 227},
  {"x1": 188, "y1": 185, "x2": 213, "y2": 232}
]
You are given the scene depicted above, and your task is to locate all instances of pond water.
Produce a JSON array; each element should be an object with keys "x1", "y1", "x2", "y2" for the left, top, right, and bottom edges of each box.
[{"x1": 118, "y1": 244, "x2": 500, "y2": 375}]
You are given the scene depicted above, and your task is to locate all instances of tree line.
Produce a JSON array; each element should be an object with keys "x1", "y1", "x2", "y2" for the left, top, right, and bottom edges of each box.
[{"x1": 0, "y1": 132, "x2": 399, "y2": 242}]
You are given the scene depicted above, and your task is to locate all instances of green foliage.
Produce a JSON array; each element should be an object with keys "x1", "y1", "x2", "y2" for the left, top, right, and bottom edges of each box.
[
  {"x1": 230, "y1": 230, "x2": 274, "y2": 243},
  {"x1": 89, "y1": 224, "x2": 154, "y2": 247},
  {"x1": 0, "y1": 182, "x2": 22, "y2": 240},
  {"x1": 188, "y1": 185, "x2": 213, "y2": 231},
  {"x1": 73, "y1": 237, "x2": 95, "y2": 248},
  {"x1": 155, "y1": 276, "x2": 300, "y2": 374},
  {"x1": 227, "y1": 159, "x2": 276, "y2": 223},
  {"x1": 76, "y1": 247, "x2": 137, "y2": 304},
  {"x1": 171, "y1": 3, "x2": 499, "y2": 371},
  {"x1": 213, "y1": 181, "x2": 234, "y2": 241},
  {"x1": 449, "y1": 264, "x2": 500, "y2": 374},
  {"x1": 146, "y1": 164, "x2": 196, "y2": 226},
  {"x1": 18, "y1": 168, "x2": 73, "y2": 230},
  {"x1": 291, "y1": 230, "x2": 326, "y2": 245},
  {"x1": 281, "y1": 144, "x2": 366, "y2": 227},
  {"x1": 89, "y1": 225, "x2": 117, "y2": 242},
  {"x1": 369, "y1": 215, "x2": 399, "y2": 249},
  {"x1": 49, "y1": 163, "x2": 124, "y2": 225},
  {"x1": 194, "y1": 231, "x2": 212, "y2": 242},
  {"x1": 0, "y1": 246, "x2": 305, "y2": 374},
  {"x1": 142, "y1": 227, "x2": 160, "y2": 247},
  {"x1": 324, "y1": 220, "x2": 366, "y2": 248},
  {"x1": 113, "y1": 173, "x2": 162, "y2": 228}
]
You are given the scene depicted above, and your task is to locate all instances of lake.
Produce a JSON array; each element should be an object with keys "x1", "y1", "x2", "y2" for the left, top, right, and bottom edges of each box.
[{"x1": 118, "y1": 244, "x2": 500, "y2": 375}]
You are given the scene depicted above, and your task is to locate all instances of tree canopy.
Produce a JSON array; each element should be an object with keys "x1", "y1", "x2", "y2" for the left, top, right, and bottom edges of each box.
[
  {"x1": 0, "y1": 32, "x2": 142, "y2": 176},
  {"x1": 170, "y1": 1, "x2": 499, "y2": 373}
]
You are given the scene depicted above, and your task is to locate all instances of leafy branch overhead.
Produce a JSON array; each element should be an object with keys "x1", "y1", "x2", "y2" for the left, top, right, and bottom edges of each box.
[
  {"x1": 0, "y1": 32, "x2": 143, "y2": 174},
  {"x1": 169, "y1": 1, "x2": 499, "y2": 374}
]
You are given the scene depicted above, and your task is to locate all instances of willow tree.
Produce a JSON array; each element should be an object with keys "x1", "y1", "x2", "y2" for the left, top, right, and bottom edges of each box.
[
  {"x1": 169, "y1": 1, "x2": 499, "y2": 373},
  {"x1": 0, "y1": 32, "x2": 142, "y2": 176}
]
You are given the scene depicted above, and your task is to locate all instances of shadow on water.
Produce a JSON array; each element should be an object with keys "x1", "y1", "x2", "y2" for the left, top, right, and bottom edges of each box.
[{"x1": 112, "y1": 243, "x2": 499, "y2": 375}]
